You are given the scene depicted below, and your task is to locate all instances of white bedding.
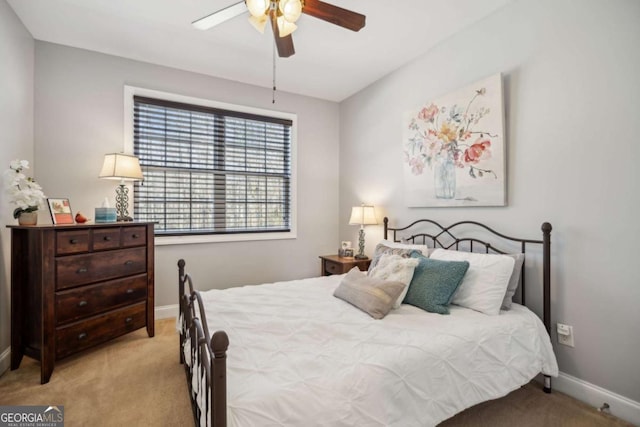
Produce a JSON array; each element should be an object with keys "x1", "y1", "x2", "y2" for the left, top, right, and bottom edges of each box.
[{"x1": 196, "y1": 273, "x2": 558, "y2": 427}]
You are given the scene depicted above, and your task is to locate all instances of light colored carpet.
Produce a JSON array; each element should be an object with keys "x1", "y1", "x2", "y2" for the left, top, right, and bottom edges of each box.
[
  {"x1": 0, "y1": 318, "x2": 634, "y2": 427},
  {"x1": 0, "y1": 319, "x2": 192, "y2": 426}
]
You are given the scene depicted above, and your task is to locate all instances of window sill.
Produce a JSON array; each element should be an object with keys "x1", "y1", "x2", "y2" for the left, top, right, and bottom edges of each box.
[{"x1": 154, "y1": 231, "x2": 296, "y2": 246}]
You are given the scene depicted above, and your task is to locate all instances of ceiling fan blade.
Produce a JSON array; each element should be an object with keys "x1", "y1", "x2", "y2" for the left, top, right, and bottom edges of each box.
[
  {"x1": 192, "y1": 1, "x2": 247, "y2": 30},
  {"x1": 302, "y1": 0, "x2": 365, "y2": 32},
  {"x1": 270, "y1": 10, "x2": 295, "y2": 58}
]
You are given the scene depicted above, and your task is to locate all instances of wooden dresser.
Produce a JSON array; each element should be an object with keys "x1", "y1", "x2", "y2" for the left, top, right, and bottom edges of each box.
[{"x1": 8, "y1": 222, "x2": 155, "y2": 384}]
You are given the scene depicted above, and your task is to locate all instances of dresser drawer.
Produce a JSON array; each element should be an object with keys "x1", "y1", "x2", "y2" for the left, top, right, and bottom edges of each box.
[
  {"x1": 122, "y1": 226, "x2": 146, "y2": 247},
  {"x1": 55, "y1": 302, "x2": 146, "y2": 359},
  {"x1": 56, "y1": 230, "x2": 90, "y2": 255},
  {"x1": 56, "y1": 274, "x2": 148, "y2": 325},
  {"x1": 56, "y1": 247, "x2": 147, "y2": 290},
  {"x1": 92, "y1": 228, "x2": 121, "y2": 251}
]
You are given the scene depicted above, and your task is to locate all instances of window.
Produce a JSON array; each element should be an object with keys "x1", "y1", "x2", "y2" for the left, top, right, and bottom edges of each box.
[{"x1": 130, "y1": 91, "x2": 294, "y2": 241}]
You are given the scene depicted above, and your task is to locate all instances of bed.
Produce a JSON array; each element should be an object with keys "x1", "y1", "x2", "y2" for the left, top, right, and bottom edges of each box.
[{"x1": 178, "y1": 218, "x2": 558, "y2": 427}]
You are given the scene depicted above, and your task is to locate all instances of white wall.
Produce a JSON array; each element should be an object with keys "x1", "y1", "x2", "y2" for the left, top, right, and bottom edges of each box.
[
  {"x1": 0, "y1": 0, "x2": 34, "y2": 374},
  {"x1": 340, "y1": 0, "x2": 640, "y2": 405},
  {"x1": 33, "y1": 42, "x2": 340, "y2": 307}
]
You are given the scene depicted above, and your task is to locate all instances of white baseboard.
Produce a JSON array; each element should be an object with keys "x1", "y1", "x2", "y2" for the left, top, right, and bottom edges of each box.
[
  {"x1": 155, "y1": 304, "x2": 178, "y2": 320},
  {"x1": 554, "y1": 371, "x2": 640, "y2": 426}
]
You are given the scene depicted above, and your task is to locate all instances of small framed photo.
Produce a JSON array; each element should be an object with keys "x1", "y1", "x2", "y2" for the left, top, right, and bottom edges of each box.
[
  {"x1": 339, "y1": 241, "x2": 353, "y2": 257},
  {"x1": 47, "y1": 198, "x2": 74, "y2": 225}
]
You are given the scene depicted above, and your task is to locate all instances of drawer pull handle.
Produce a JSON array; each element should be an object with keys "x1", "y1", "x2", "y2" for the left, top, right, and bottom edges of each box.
[
  {"x1": 126, "y1": 289, "x2": 134, "y2": 294},
  {"x1": 77, "y1": 300, "x2": 88, "y2": 307},
  {"x1": 125, "y1": 317, "x2": 133, "y2": 324},
  {"x1": 124, "y1": 260, "x2": 134, "y2": 266},
  {"x1": 77, "y1": 267, "x2": 88, "y2": 274},
  {"x1": 70, "y1": 239, "x2": 78, "y2": 244},
  {"x1": 103, "y1": 236, "x2": 112, "y2": 241},
  {"x1": 78, "y1": 332, "x2": 88, "y2": 340},
  {"x1": 131, "y1": 234, "x2": 139, "y2": 239}
]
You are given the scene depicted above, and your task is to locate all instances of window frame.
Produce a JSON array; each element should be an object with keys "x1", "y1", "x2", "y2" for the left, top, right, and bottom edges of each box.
[{"x1": 124, "y1": 86, "x2": 297, "y2": 246}]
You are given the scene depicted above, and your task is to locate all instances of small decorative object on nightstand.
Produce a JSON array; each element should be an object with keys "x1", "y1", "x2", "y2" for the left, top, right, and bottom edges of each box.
[{"x1": 319, "y1": 255, "x2": 371, "y2": 276}]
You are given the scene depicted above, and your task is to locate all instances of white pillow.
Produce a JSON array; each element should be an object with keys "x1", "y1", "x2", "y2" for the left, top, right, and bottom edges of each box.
[
  {"x1": 379, "y1": 239, "x2": 430, "y2": 257},
  {"x1": 430, "y1": 249, "x2": 515, "y2": 315},
  {"x1": 368, "y1": 254, "x2": 419, "y2": 308}
]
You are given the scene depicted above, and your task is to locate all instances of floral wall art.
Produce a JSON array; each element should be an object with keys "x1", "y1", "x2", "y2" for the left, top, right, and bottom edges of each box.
[{"x1": 403, "y1": 73, "x2": 506, "y2": 207}]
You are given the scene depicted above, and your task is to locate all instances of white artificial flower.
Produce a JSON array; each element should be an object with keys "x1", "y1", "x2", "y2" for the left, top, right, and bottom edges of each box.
[{"x1": 4, "y1": 159, "x2": 47, "y2": 217}]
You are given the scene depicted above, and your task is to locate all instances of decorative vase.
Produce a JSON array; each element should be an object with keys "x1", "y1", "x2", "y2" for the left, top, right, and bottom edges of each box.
[
  {"x1": 434, "y1": 154, "x2": 456, "y2": 199},
  {"x1": 18, "y1": 211, "x2": 38, "y2": 226}
]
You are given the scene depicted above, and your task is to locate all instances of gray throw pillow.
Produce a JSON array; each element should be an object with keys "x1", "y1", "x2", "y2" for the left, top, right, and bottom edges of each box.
[
  {"x1": 368, "y1": 243, "x2": 419, "y2": 272},
  {"x1": 501, "y1": 253, "x2": 525, "y2": 310},
  {"x1": 334, "y1": 268, "x2": 406, "y2": 319},
  {"x1": 403, "y1": 253, "x2": 470, "y2": 315}
]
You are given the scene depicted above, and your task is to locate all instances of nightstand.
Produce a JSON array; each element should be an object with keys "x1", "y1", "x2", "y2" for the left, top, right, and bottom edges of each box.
[{"x1": 319, "y1": 255, "x2": 371, "y2": 276}]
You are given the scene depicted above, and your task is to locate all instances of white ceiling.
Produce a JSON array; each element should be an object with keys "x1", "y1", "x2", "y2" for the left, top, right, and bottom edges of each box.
[{"x1": 8, "y1": 0, "x2": 511, "y2": 102}]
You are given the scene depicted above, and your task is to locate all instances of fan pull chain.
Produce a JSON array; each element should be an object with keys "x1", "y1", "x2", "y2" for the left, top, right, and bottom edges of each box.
[{"x1": 272, "y1": 39, "x2": 277, "y2": 104}]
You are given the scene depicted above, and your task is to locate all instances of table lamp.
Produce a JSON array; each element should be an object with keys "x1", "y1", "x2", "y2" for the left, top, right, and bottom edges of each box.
[
  {"x1": 349, "y1": 205, "x2": 377, "y2": 259},
  {"x1": 99, "y1": 153, "x2": 143, "y2": 221}
]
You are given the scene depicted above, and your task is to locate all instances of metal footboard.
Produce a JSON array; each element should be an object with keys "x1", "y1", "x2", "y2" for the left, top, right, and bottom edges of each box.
[{"x1": 178, "y1": 259, "x2": 229, "y2": 427}]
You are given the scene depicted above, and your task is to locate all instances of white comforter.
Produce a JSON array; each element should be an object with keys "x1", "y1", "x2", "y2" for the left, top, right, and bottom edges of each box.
[{"x1": 198, "y1": 274, "x2": 558, "y2": 427}]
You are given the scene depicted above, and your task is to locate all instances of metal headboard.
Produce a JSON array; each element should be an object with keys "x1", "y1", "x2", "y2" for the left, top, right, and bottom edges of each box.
[{"x1": 383, "y1": 217, "x2": 552, "y2": 334}]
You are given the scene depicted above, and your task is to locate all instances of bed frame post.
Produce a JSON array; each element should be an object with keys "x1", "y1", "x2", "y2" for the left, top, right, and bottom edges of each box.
[
  {"x1": 211, "y1": 331, "x2": 229, "y2": 427},
  {"x1": 178, "y1": 259, "x2": 186, "y2": 364},
  {"x1": 541, "y1": 222, "x2": 552, "y2": 393},
  {"x1": 383, "y1": 217, "x2": 389, "y2": 240}
]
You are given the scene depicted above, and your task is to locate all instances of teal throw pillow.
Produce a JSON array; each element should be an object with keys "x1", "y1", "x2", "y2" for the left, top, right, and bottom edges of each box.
[{"x1": 403, "y1": 253, "x2": 470, "y2": 315}]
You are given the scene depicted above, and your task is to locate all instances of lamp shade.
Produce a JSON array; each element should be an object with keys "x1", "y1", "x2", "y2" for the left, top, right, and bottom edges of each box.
[
  {"x1": 349, "y1": 205, "x2": 377, "y2": 226},
  {"x1": 246, "y1": 0, "x2": 270, "y2": 17},
  {"x1": 276, "y1": 16, "x2": 297, "y2": 37},
  {"x1": 279, "y1": 0, "x2": 303, "y2": 23},
  {"x1": 99, "y1": 153, "x2": 143, "y2": 181}
]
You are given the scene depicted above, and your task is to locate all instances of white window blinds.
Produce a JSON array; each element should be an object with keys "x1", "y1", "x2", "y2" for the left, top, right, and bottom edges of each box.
[{"x1": 133, "y1": 96, "x2": 292, "y2": 235}]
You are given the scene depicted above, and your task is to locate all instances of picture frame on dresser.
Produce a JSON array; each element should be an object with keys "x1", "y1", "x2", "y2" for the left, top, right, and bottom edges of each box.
[{"x1": 47, "y1": 198, "x2": 74, "y2": 224}]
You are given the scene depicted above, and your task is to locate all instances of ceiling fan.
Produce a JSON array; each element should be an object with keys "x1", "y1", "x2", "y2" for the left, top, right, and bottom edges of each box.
[{"x1": 192, "y1": 0, "x2": 366, "y2": 58}]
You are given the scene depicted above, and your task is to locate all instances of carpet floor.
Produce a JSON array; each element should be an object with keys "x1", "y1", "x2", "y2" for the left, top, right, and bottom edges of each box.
[{"x1": 0, "y1": 318, "x2": 634, "y2": 427}]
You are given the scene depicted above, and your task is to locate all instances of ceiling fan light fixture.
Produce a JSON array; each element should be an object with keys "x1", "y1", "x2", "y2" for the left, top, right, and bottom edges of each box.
[
  {"x1": 276, "y1": 15, "x2": 297, "y2": 37},
  {"x1": 245, "y1": 0, "x2": 270, "y2": 18},
  {"x1": 248, "y1": 14, "x2": 268, "y2": 33},
  {"x1": 279, "y1": 0, "x2": 303, "y2": 23}
]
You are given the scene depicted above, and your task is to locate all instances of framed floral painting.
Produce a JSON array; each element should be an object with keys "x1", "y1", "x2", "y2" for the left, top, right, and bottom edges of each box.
[{"x1": 403, "y1": 73, "x2": 506, "y2": 207}]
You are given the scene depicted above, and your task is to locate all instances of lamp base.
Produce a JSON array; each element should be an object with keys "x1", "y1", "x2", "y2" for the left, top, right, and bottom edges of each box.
[{"x1": 115, "y1": 184, "x2": 133, "y2": 222}]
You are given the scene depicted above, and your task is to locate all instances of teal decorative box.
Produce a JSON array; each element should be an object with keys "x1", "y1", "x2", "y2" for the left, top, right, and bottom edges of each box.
[{"x1": 95, "y1": 207, "x2": 117, "y2": 223}]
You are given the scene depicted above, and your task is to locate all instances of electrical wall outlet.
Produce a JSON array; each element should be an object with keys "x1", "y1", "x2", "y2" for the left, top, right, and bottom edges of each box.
[{"x1": 557, "y1": 323, "x2": 574, "y2": 347}]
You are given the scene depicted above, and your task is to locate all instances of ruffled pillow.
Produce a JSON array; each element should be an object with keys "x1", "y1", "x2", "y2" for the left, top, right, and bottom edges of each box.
[
  {"x1": 368, "y1": 254, "x2": 419, "y2": 308},
  {"x1": 368, "y1": 243, "x2": 420, "y2": 272}
]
